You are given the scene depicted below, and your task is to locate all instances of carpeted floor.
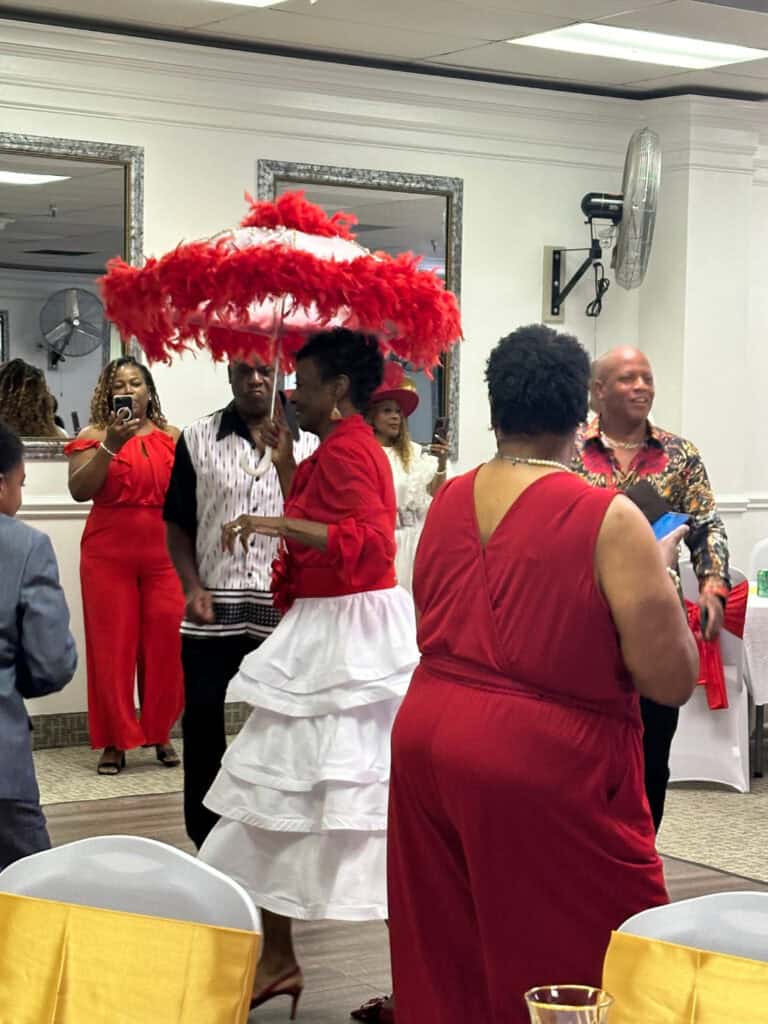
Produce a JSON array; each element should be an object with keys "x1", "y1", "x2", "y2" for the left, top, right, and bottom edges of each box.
[
  {"x1": 35, "y1": 742, "x2": 184, "y2": 804},
  {"x1": 658, "y1": 775, "x2": 768, "y2": 883},
  {"x1": 35, "y1": 742, "x2": 768, "y2": 882}
]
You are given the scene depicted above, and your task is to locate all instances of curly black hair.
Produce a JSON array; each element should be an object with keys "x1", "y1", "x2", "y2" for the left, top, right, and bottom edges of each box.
[
  {"x1": 297, "y1": 328, "x2": 383, "y2": 411},
  {"x1": 486, "y1": 324, "x2": 589, "y2": 437},
  {"x1": 0, "y1": 420, "x2": 24, "y2": 475}
]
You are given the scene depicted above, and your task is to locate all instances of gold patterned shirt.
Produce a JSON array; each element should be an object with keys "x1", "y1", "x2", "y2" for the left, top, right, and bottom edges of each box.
[{"x1": 572, "y1": 418, "x2": 730, "y2": 589}]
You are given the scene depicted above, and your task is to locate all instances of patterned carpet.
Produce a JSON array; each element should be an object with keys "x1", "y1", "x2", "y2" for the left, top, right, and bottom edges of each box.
[
  {"x1": 658, "y1": 776, "x2": 768, "y2": 883},
  {"x1": 35, "y1": 742, "x2": 184, "y2": 804},
  {"x1": 34, "y1": 743, "x2": 767, "y2": 881}
]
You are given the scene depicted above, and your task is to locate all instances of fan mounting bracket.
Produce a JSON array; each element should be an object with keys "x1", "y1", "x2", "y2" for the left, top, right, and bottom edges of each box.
[{"x1": 548, "y1": 238, "x2": 603, "y2": 319}]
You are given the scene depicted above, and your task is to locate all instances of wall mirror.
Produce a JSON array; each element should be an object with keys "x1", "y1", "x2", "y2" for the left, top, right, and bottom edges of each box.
[
  {"x1": 257, "y1": 160, "x2": 462, "y2": 456},
  {"x1": 0, "y1": 133, "x2": 143, "y2": 458}
]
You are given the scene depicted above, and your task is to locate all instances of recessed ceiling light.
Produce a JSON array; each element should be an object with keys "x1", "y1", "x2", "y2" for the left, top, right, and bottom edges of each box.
[
  {"x1": 507, "y1": 23, "x2": 768, "y2": 70},
  {"x1": 0, "y1": 171, "x2": 71, "y2": 186},
  {"x1": 206, "y1": 0, "x2": 289, "y2": 7}
]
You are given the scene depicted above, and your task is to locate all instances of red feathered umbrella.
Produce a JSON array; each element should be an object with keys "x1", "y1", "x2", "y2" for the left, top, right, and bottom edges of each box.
[
  {"x1": 101, "y1": 190, "x2": 461, "y2": 371},
  {"x1": 100, "y1": 190, "x2": 462, "y2": 476}
]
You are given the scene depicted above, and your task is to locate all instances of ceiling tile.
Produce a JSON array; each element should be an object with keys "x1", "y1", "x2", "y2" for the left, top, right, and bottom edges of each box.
[
  {"x1": 0, "y1": 0, "x2": 245, "y2": 30},
  {"x1": 603, "y1": 0, "x2": 768, "y2": 49},
  {"x1": 429, "y1": 38, "x2": 701, "y2": 85},
  {"x1": 265, "y1": 1, "x2": 568, "y2": 41},
  {"x1": 615, "y1": 68, "x2": 768, "y2": 92},
  {"x1": 451, "y1": 0, "x2": 674, "y2": 17},
  {"x1": 195, "y1": 10, "x2": 486, "y2": 60}
]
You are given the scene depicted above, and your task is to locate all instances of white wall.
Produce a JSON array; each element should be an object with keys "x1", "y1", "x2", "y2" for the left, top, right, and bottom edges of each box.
[
  {"x1": 2, "y1": 20, "x2": 764, "y2": 713},
  {"x1": 0, "y1": 269, "x2": 104, "y2": 432}
]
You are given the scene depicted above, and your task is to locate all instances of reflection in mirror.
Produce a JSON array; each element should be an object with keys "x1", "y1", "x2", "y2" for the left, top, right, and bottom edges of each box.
[
  {"x1": 0, "y1": 134, "x2": 143, "y2": 456},
  {"x1": 257, "y1": 162, "x2": 462, "y2": 454}
]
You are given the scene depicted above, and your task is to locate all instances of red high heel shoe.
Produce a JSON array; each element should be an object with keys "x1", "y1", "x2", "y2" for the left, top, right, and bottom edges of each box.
[{"x1": 250, "y1": 967, "x2": 303, "y2": 1019}]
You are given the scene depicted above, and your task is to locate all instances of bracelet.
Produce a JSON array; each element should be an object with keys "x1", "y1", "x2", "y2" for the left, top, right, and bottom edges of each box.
[
  {"x1": 100, "y1": 441, "x2": 117, "y2": 458},
  {"x1": 666, "y1": 566, "x2": 680, "y2": 587},
  {"x1": 435, "y1": 468, "x2": 447, "y2": 477}
]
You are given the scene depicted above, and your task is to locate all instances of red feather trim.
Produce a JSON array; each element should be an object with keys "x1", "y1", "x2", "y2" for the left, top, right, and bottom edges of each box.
[
  {"x1": 101, "y1": 240, "x2": 462, "y2": 370},
  {"x1": 382, "y1": 360, "x2": 407, "y2": 389},
  {"x1": 240, "y1": 191, "x2": 358, "y2": 240}
]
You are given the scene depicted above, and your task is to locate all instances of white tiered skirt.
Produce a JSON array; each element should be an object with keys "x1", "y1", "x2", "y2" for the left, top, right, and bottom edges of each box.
[{"x1": 199, "y1": 587, "x2": 418, "y2": 921}]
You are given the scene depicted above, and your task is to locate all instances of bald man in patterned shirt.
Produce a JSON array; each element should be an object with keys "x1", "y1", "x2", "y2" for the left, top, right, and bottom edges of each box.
[
  {"x1": 573, "y1": 346, "x2": 729, "y2": 831},
  {"x1": 164, "y1": 360, "x2": 317, "y2": 849}
]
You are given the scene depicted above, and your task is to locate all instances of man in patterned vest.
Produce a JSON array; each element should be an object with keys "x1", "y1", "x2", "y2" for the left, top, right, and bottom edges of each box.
[{"x1": 164, "y1": 360, "x2": 317, "y2": 848}]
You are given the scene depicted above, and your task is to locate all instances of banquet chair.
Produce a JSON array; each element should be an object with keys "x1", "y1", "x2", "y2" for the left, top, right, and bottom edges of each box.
[
  {"x1": 0, "y1": 834, "x2": 260, "y2": 929},
  {"x1": 668, "y1": 564, "x2": 750, "y2": 792},
  {"x1": 0, "y1": 836, "x2": 260, "y2": 1023},
  {"x1": 603, "y1": 893, "x2": 768, "y2": 1023},
  {"x1": 618, "y1": 891, "x2": 768, "y2": 960}
]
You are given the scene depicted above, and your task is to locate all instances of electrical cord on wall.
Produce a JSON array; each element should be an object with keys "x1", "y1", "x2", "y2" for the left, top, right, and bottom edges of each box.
[{"x1": 586, "y1": 260, "x2": 609, "y2": 317}]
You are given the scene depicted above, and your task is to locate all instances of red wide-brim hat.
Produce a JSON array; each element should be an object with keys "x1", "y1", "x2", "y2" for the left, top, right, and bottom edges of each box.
[{"x1": 370, "y1": 362, "x2": 419, "y2": 416}]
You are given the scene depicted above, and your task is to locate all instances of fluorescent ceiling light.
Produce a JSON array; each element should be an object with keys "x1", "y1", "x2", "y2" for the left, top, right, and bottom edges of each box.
[
  {"x1": 507, "y1": 23, "x2": 768, "y2": 70},
  {"x1": 206, "y1": 0, "x2": 288, "y2": 7},
  {"x1": 0, "y1": 171, "x2": 71, "y2": 186}
]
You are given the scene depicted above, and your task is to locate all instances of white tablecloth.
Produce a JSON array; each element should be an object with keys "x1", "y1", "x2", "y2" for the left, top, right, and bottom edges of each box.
[{"x1": 743, "y1": 590, "x2": 768, "y2": 707}]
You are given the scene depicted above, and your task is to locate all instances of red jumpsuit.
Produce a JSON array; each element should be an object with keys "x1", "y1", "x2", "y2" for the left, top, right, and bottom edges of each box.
[
  {"x1": 387, "y1": 470, "x2": 668, "y2": 1024},
  {"x1": 65, "y1": 431, "x2": 184, "y2": 750}
]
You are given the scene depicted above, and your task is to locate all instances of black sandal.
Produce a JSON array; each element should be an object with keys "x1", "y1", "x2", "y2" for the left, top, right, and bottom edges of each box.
[
  {"x1": 97, "y1": 747, "x2": 125, "y2": 775},
  {"x1": 155, "y1": 743, "x2": 180, "y2": 767}
]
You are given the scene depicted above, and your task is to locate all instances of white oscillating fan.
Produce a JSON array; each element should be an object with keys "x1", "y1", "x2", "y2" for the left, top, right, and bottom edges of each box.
[{"x1": 546, "y1": 127, "x2": 662, "y2": 318}]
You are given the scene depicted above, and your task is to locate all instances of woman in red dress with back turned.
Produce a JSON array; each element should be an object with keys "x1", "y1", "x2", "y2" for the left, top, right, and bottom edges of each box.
[
  {"x1": 65, "y1": 358, "x2": 184, "y2": 775},
  {"x1": 387, "y1": 324, "x2": 699, "y2": 1024}
]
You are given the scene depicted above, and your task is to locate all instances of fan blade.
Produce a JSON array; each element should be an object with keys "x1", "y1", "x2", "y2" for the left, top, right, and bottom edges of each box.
[
  {"x1": 44, "y1": 322, "x2": 71, "y2": 347},
  {"x1": 69, "y1": 327, "x2": 104, "y2": 355},
  {"x1": 66, "y1": 289, "x2": 80, "y2": 323},
  {"x1": 73, "y1": 325, "x2": 103, "y2": 344},
  {"x1": 78, "y1": 319, "x2": 105, "y2": 337}
]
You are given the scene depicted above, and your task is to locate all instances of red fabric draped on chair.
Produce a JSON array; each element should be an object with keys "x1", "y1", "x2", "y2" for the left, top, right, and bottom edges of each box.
[{"x1": 685, "y1": 580, "x2": 748, "y2": 710}]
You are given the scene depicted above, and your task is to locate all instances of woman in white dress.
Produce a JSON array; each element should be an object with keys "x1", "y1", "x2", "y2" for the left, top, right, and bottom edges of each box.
[
  {"x1": 198, "y1": 329, "x2": 419, "y2": 1017},
  {"x1": 368, "y1": 366, "x2": 449, "y2": 592}
]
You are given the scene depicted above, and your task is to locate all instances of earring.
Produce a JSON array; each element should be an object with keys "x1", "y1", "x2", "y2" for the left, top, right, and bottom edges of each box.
[{"x1": 330, "y1": 405, "x2": 342, "y2": 421}]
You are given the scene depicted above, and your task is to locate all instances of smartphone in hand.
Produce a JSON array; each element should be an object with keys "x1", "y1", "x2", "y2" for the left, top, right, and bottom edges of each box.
[
  {"x1": 652, "y1": 511, "x2": 691, "y2": 541},
  {"x1": 112, "y1": 395, "x2": 134, "y2": 421},
  {"x1": 433, "y1": 415, "x2": 450, "y2": 443}
]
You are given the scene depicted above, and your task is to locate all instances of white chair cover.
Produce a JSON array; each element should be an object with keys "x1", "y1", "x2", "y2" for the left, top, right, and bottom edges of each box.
[
  {"x1": 0, "y1": 834, "x2": 260, "y2": 931},
  {"x1": 668, "y1": 565, "x2": 750, "y2": 792},
  {"x1": 619, "y1": 892, "x2": 768, "y2": 962}
]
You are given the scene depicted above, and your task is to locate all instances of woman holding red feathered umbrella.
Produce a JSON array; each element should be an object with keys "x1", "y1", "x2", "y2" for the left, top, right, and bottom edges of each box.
[{"x1": 198, "y1": 327, "x2": 417, "y2": 1016}]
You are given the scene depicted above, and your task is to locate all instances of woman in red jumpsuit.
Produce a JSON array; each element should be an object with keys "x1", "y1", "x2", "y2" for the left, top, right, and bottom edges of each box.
[
  {"x1": 387, "y1": 325, "x2": 699, "y2": 1024},
  {"x1": 65, "y1": 357, "x2": 184, "y2": 775}
]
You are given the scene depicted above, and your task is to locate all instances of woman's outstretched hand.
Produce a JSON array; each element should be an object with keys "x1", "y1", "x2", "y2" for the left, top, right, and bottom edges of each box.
[{"x1": 222, "y1": 514, "x2": 284, "y2": 553}]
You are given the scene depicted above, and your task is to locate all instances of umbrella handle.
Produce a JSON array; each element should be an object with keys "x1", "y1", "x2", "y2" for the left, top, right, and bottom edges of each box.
[
  {"x1": 240, "y1": 446, "x2": 273, "y2": 480},
  {"x1": 239, "y1": 339, "x2": 282, "y2": 480}
]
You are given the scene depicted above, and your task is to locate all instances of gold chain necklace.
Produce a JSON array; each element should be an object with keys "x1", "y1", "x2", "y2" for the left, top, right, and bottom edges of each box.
[
  {"x1": 600, "y1": 431, "x2": 644, "y2": 451},
  {"x1": 495, "y1": 453, "x2": 572, "y2": 473}
]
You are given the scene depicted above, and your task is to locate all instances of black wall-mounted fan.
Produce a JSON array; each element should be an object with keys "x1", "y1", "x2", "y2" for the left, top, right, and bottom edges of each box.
[{"x1": 40, "y1": 288, "x2": 109, "y2": 367}]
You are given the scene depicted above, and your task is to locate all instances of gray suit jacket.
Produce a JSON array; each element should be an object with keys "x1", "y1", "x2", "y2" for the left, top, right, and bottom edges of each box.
[{"x1": 0, "y1": 515, "x2": 77, "y2": 801}]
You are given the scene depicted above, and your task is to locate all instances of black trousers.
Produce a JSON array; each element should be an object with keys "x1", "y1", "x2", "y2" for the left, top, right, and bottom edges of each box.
[
  {"x1": 0, "y1": 799, "x2": 51, "y2": 870},
  {"x1": 640, "y1": 697, "x2": 680, "y2": 833},
  {"x1": 181, "y1": 634, "x2": 262, "y2": 850}
]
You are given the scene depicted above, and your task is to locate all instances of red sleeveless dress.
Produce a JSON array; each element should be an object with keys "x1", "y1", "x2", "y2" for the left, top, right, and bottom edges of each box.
[
  {"x1": 387, "y1": 469, "x2": 667, "y2": 1024},
  {"x1": 65, "y1": 431, "x2": 184, "y2": 750}
]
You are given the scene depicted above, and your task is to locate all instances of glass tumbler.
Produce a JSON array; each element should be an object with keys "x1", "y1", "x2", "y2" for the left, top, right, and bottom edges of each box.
[{"x1": 525, "y1": 985, "x2": 613, "y2": 1024}]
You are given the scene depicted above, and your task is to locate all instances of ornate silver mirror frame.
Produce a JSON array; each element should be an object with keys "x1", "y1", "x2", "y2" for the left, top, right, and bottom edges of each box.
[
  {"x1": 257, "y1": 160, "x2": 463, "y2": 458},
  {"x1": 0, "y1": 133, "x2": 144, "y2": 460}
]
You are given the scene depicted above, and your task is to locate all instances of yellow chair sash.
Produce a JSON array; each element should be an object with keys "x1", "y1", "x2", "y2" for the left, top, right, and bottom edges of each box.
[
  {"x1": 603, "y1": 930, "x2": 768, "y2": 1023},
  {"x1": 0, "y1": 892, "x2": 259, "y2": 1023}
]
